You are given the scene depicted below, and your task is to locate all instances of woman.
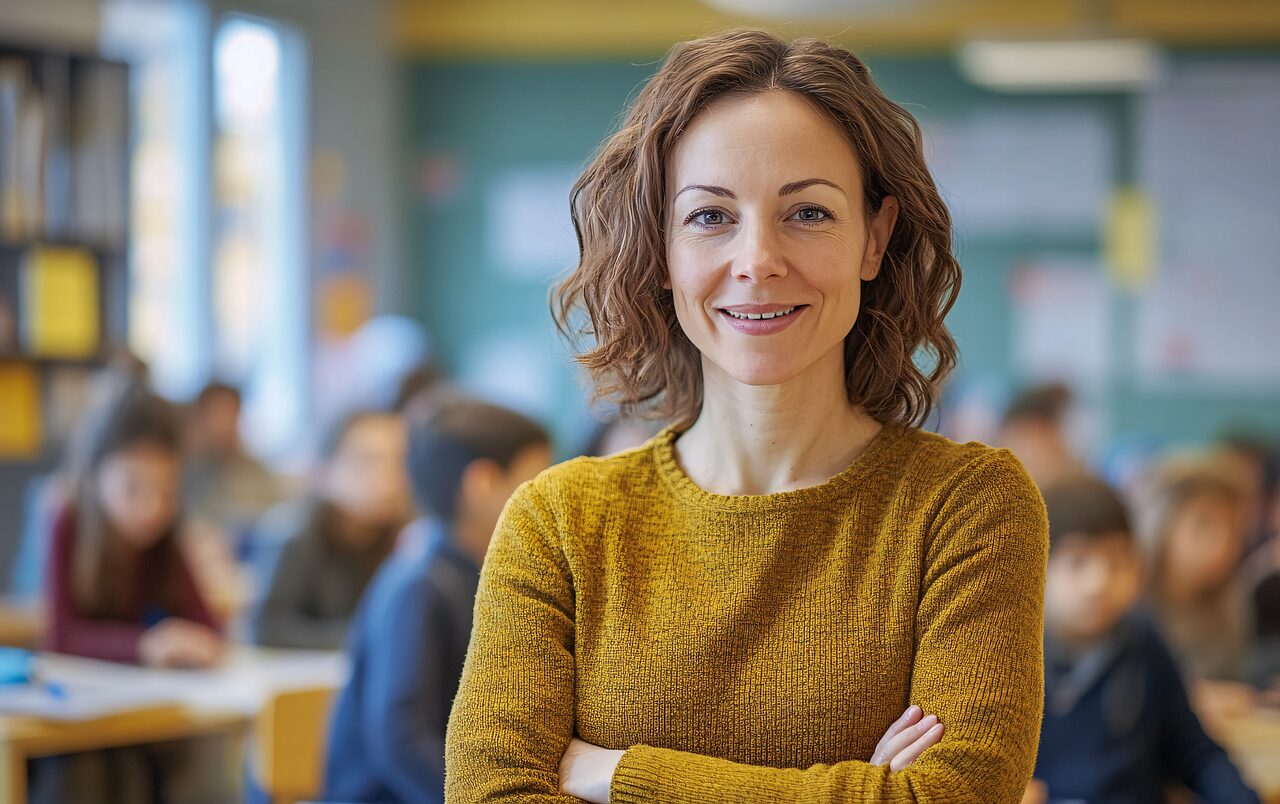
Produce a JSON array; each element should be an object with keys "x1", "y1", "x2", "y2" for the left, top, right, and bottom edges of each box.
[{"x1": 446, "y1": 30, "x2": 1048, "y2": 803}]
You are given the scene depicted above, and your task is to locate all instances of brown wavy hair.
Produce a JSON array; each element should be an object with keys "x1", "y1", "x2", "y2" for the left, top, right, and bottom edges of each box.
[{"x1": 554, "y1": 29, "x2": 960, "y2": 427}]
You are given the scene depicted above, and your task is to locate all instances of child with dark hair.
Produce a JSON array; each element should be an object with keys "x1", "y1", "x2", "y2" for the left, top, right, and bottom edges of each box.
[
  {"x1": 1034, "y1": 475, "x2": 1258, "y2": 803},
  {"x1": 248, "y1": 409, "x2": 412, "y2": 650},
  {"x1": 323, "y1": 397, "x2": 551, "y2": 803}
]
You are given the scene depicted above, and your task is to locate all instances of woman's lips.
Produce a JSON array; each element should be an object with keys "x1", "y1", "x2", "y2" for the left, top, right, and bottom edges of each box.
[{"x1": 718, "y1": 304, "x2": 807, "y2": 335}]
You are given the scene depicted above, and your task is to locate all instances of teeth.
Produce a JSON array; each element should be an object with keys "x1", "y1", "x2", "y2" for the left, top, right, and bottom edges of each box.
[{"x1": 726, "y1": 306, "x2": 796, "y2": 321}]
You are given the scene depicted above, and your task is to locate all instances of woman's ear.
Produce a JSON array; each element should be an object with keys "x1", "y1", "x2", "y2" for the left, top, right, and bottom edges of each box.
[{"x1": 860, "y1": 195, "x2": 899, "y2": 281}]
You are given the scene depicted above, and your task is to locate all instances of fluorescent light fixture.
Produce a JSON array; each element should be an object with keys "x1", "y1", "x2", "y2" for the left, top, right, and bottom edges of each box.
[
  {"x1": 959, "y1": 38, "x2": 1163, "y2": 92},
  {"x1": 700, "y1": 0, "x2": 918, "y2": 20}
]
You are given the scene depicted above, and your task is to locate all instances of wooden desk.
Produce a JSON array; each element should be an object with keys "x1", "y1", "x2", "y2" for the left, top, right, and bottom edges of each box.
[
  {"x1": 1205, "y1": 706, "x2": 1280, "y2": 804},
  {"x1": 0, "y1": 647, "x2": 346, "y2": 804},
  {"x1": 0, "y1": 601, "x2": 42, "y2": 650}
]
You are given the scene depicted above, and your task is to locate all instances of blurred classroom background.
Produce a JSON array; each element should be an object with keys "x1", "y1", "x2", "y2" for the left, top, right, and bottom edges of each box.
[{"x1": 0, "y1": 0, "x2": 1278, "y2": 802}]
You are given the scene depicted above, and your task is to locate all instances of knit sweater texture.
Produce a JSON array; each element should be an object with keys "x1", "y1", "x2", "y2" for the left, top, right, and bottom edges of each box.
[{"x1": 445, "y1": 422, "x2": 1049, "y2": 802}]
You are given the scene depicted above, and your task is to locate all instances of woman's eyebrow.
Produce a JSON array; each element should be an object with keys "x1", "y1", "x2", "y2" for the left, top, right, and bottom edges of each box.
[
  {"x1": 675, "y1": 184, "x2": 736, "y2": 200},
  {"x1": 779, "y1": 178, "x2": 846, "y2": 197}
]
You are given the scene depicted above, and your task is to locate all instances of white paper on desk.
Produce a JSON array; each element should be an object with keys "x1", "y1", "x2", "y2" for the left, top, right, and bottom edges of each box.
[
  {"x1": 25, "y1": 648, "x2": 348, "y2": 718},
  {"x1": 0, "y1": 680, "x2": 180, "y2": 721}
]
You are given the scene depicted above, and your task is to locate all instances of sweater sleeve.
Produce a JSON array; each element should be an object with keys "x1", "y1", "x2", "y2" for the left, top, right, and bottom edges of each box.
[
  {"x1": 608, "y1": 450, "x2": 1050, "y2": 803},
  {"x1": 444, "y1": 483, "x2": 580, "y2": 803},
  {"x1": 44, "y1": 508, "x2": 148, "y2": 664}
]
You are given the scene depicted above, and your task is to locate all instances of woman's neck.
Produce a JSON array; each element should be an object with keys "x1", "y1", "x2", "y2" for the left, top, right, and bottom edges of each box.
[{"x1": 674, "y1": 354, "x2": 883, "y2": 496}]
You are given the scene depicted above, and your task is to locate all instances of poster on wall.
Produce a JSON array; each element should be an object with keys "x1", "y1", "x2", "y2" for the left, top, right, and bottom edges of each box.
[
  {"x1": 1010, "y1": 258, "x2": 1111, "y2": 388},
  {"x1": 487, "y1": 164, "x2": 580, "y2": 281},
  {"x1": 923, "y1": 109, "x2": 1111, "y2": 236},
  {"x1": 1136, "y1": 62, "x2": 1280, "y2": 388}
]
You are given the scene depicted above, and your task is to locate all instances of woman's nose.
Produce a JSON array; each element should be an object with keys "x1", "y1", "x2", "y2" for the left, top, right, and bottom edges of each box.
[{"x1": 732, "y1": 218, "x2": 788, "y2": 283}]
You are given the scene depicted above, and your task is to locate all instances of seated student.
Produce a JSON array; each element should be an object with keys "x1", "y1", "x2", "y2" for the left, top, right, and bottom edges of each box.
[
  {"x1": 995, "y1": 382, "x2": 1088, "y2": 489},
  {"x1": 182, "y1": 381, "x2": 282, "y2": 539},
  {"x1": 323, "y1": 397, "x2": 551, "y2": 803},
  {"x1": 1137, "y1": 462, "x2": 1253, "y2": 681},
  {"x1": 45, "y1": 382, "x2": 223, "y2": 666},
  {"x1": 36, "y1": 381, "x2": 231, "y2": 804},
  {"x1": 1034, "y1": 475, "x2": 1258, "y2": 803},
  {"x1": 249, "y1": 409, "x2": 412, "y2": 650}
]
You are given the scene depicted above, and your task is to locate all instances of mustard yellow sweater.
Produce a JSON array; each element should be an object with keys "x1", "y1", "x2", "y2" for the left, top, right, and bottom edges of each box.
[{"x1": 445, "y1": 423, "x2": 1048, "y2": 803}]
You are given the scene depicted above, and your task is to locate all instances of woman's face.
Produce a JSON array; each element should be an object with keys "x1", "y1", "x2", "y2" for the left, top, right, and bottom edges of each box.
[
  {"x1": 96, "y1": 444, "x2": 183, "y2": 550},
  {"x1": 664, "y1": 90, "x2": 898, "y2": 390}
]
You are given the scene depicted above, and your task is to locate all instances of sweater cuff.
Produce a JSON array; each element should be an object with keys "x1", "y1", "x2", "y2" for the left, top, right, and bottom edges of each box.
[
  {"x1": 610, "y1": 744, "x2": 731, "y2": 803},
  {"x1": 610, "y1": 745, "x2": 667, "y2": 803}
]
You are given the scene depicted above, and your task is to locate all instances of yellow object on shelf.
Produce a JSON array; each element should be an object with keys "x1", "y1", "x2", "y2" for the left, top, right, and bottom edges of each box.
[
  {"x1": 21, "y1": 246, "x2": 100, "y2": 358},
  {"x1": 0, "y1": 361, "x2": 42, "y2": 459}
]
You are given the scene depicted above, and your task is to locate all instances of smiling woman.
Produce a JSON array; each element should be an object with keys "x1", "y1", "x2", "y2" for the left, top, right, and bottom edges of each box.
[{"x1": 445, "y1": 29, "x2": 1049, "y2": 804}]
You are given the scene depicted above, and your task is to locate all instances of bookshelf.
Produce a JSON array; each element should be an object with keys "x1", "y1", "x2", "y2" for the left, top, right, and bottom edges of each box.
[{"x1": 0, "y1": 40, "x2": 130, "y2": 593}]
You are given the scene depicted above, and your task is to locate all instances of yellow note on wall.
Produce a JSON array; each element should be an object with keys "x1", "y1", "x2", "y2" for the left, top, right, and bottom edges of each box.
[
  {"x1": 21, "y1": 246, "x2": 100, "y2": 358},
  {"x1": 0, "y1": 361, "x2": 42, "y2": 458},
  {"x1": 1104, "y1": 187, "x2": 1156, "y2": 292}
]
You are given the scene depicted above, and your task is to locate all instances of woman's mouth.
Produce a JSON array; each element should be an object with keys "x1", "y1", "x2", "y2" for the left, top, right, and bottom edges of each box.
[{"x1": 718, "y1": 304, "x2": 807, "y2": 335}]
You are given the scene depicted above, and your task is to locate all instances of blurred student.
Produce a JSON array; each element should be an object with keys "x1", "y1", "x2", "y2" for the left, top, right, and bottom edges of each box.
[
  {"x1": 996, "y1": 382, "x2": 1088, "y2": 488},
  {"x1": 35, "y1": 381, "x2": 230, "y2": 804},
  {"x1": 45, "y1": 382, "x2": 223, "y2": 666},
  {"x1": 1138, "y1": 463, "x2": 1253, "y2": 682},
  {"x1": 323, "y1": 398, "x2": 551, "y2": 803},
  {"x1": 248, "y1": 409, "x2": 411, "y2": 650},
  {"x1": 1034, "y1": 475, "x2": 1258, "y2": 803},
  {"x1": 182, "y1": 381, "x2": 282, "y2": 538}
]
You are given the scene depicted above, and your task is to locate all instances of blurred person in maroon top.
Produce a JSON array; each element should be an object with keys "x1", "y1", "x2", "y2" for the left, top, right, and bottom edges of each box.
[
  {"x1": 31, "y1": 381, "x2": 234, "y2": 804},
  {"x1": 43, "y1": 381, "x2": 223, "y2": 667}
]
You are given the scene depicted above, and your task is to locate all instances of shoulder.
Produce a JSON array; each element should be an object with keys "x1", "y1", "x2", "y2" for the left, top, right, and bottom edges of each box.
[
  {"x1": 890, "y1": 429, "x2": 1047, "y2": 563},
  {"x1": 894, "y1": 426, "x2": 1023, "y2": 484},
  {"x1": 891, "y1": 427, "x2": 1043, "y2": 514},
  {"x1": 509, "y1": 435, "x2": 663, "y2": 518}
]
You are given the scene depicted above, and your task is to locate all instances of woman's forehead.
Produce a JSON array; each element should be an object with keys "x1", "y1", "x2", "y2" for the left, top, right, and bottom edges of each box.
[{"x1": 667, "y1": 91, "x2": 862, "y2": 192}]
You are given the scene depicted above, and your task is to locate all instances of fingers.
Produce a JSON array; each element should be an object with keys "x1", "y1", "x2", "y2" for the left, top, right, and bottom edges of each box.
[
  {"x1": 869, "y1": 705, "x2": 921, "y2": 764},
  {"x1": 889, "y1": 721, "x2": 944, "y2": 771},
  {"x1": 880, "y1": 713, "x2": 939, "y2": 764}
]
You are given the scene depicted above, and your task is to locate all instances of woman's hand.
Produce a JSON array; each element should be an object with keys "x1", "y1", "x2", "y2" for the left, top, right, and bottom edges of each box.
[
  {"x1": 869, "y1": 705, "x2": 945, "y2": 771},
  {"x1": 558, "y1": 737, "x2": 625, "y2": 803}
]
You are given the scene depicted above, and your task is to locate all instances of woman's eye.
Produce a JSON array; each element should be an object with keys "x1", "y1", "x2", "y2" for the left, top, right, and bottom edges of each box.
[
  {"x1": 689, "y1": 209, "x2": 728, "y2": 227},
  {"x1": 794, "y1": 206, "x2": 831, "y2": 223}
]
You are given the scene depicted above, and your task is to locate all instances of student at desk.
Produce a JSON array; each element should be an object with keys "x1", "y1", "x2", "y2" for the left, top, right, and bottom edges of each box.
[
  {"x1": 35, "y1": 381, "x2": 231, "y2": 804},
  {"x1": 323, "y1": 397, "x2": 550, "y2": 803},
  {"x1": 44, "y1": 382, "x2": 223, "y2": 668},
  {"x1": 248, "y1": 409, "x2": 413, "y2": 650}
]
